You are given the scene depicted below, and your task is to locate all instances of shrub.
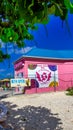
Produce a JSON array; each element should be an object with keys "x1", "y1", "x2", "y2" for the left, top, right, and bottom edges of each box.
[{"x1": 66, "y1": 87, "x2": 73, "y2": 96}]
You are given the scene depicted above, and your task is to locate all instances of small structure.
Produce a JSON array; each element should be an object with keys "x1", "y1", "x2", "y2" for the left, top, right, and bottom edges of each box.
[
  {"x1": 0, "y1": 79, "x2": 10, "y2": 90},
  {"x1": 13, "y1": 47, "x2": 73, "y2": 94},
  {"x1": 10, "y1": 78, "x2": 31, "y2": 93}
]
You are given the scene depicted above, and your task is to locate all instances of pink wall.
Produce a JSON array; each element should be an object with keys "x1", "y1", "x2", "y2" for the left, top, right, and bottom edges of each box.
[
  {"x1": 58, "y1": 63, "x2": 73, "y2": 89},
  {"x1": 14, "y1": 57, "x2": 73, "y2": 94}
]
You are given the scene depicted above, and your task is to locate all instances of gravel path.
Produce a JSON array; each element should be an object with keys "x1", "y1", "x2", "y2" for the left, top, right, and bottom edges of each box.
[{"x1": 0, "y1": 91, "x2": 73, "y2": 130}]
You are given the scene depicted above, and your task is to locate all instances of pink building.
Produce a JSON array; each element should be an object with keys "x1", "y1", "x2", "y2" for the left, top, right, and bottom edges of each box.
[{"x1": 14, "y1": 47, "x2": 73, "y2": 94}]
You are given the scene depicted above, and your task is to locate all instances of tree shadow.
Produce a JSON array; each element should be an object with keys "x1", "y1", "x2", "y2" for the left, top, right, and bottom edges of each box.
[{"x1": 1, "y1": 101, "x2": 63, "y2": 130}]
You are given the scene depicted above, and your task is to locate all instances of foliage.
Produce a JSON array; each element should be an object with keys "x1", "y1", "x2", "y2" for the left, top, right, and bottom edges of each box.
[
  {"x1": 0, "y1": 0, "x2": 73, "y2": 61},
  {"x1": 66, "y1": 87, "x2": 73, "y2": 96}
]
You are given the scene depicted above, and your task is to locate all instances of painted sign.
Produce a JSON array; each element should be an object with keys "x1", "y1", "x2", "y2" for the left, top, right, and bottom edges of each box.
[
  {"x1": 10, "y1": 78, "x2": 31, "y2": 87},
  {"x1": 28, "y1": 64, "x2": 58, "y2": 88}
]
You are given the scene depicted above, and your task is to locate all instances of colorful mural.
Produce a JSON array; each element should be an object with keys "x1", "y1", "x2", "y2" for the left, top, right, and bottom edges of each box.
[{"x1": 28, "y1": 64, "x2": 58, "y2": 88}]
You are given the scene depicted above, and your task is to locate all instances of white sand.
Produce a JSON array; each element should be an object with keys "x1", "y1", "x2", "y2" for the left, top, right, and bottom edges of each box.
[{"x1": 0, "y1": 91, "x2": 73, "y2": 130}]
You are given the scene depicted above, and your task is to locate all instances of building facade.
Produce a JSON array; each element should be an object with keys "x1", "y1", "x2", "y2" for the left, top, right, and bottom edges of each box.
[{"x1": 14, "y1": 55, "x2": 73, "y2": 94}]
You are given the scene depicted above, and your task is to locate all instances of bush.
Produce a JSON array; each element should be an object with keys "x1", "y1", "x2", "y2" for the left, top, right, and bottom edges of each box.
[{"x1": 66, "y1": 87, "x2": 73, "y2": 96}]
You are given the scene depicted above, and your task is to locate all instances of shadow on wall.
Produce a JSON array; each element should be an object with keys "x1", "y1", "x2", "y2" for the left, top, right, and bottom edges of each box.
[{"x1": 1, "y1": 101, "x2": 63, "y2": 130}]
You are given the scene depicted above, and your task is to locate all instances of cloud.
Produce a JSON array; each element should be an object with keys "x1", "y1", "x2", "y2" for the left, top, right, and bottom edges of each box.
[
  {"x1": 0, "y1": 39, "x2": 5, "y2": 48},
  {"x1": 6, "y1": 72, "x2": 13, "y2": 77},
  {"x1": 0, "y1": 40, "x2": 14, "y2": 54},
  {"x1": 0, "y1": 69, "x2": 5, "y2": 72},
  {"x1": 6, "y1": 73, "x2": 11, "y2": 76},
  {"x1": 0, "y1": 69, "x2": 6, "y2": 78},
  {"x1": 0, "y1": 71, "x2": 13, "y2": 79},
  {"x1": 0, "y1": 39, "x2": 35, "y2": 55},
  {"x1": 8, "y1": 48, "x2": 14, "y2": 54},
  {"x1": 15, "y1": 46, "x2": 33, "y2": 54},
  {"x1": 5, "y1": 44, "x2": 34, "y2": 55},
  {"x1": 7, "y1": 43, "x2": 16, "y2": 54}
]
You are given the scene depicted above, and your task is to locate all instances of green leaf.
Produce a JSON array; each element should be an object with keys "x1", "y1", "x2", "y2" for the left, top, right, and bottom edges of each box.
[
  {"x1": 42, "y1": 19, "x2": 48, "y2": 24},
  {"x1": 48, "y1": 5, "x2": 55, "y2": 15},
  {"x1": 32, "y1": 16, "x2": 38, "y2": 24},
  {"x1": 1, "y1": 35, "x2": 8, "y2": 42},
  {"x1": 6, "y1": 54, "x2": 10, "y2": 59},
  {"x1": 15, "y1": 19, "x2": 25, "y2": 27},
  {"x1": 19, "y1": 19, "x2": 24, "y2": 24},
  {"x1": 12, "y1": 0, "x2": 16, "y2": 2},
  {"x1": 0, "y1": 58, "x2": 3, "y2": 62},
  {"x1": 31, "y1": 25, "x2": 38, "y2": 30},
  {"x1": 55, "y1": 3, "x2": 63, "y2": 17},
  {"x1": 17, "y1": 41, "x2": 24, "y2": 48},
  {"x1": 70, "y1": 2, "x2": 73, "y2": 13},
  {"x1": 41, "y1": 17, "x2": 49, "y2": 24},
  {"x1": 64, "y1": 0, "x2": 70, "y2": 9},
  {"x1": 26, "y1": 34, "x2": 34, "y2": 40},
  {"x1": 14, "y1": 32, "x2": 19, "y2": 41}
]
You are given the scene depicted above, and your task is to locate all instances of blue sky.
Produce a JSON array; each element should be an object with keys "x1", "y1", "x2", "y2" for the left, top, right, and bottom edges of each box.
[{"x1": 0, "y1": 13, "x2": 73, "y2": 79}]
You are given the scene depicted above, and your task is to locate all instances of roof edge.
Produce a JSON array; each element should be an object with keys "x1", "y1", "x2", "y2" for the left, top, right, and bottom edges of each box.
[{"x1": 13, "y1": 55, "x2": 73, "y2": 64}]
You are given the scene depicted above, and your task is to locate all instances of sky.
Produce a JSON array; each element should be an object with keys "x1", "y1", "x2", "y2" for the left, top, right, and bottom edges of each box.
[{"x1": 0, "y1": 13, "x2": 73, "y2": 79}]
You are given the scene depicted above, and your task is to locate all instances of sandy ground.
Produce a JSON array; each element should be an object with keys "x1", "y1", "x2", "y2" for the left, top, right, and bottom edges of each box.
[{"x1": 0, "y1": 91, "x2": 73, "y2": 130}]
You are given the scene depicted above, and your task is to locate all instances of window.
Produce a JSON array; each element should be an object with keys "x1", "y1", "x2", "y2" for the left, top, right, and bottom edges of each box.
[{"x1": 17, "y1": 72, "x2": 24, "y2": 78}]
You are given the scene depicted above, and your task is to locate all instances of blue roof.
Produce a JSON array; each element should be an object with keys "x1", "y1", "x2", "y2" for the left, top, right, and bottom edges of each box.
[
  {"x1": 14, "y1": 47, "x2": 73, "y2": 63},
  {"x1": 23, "y1": 47, "x2": 73, "y2": 60}
]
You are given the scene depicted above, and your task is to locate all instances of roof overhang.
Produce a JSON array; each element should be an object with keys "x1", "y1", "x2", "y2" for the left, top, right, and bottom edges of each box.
[{"x1": 13, "y1": 55, "x2": 73, "y2": 64}]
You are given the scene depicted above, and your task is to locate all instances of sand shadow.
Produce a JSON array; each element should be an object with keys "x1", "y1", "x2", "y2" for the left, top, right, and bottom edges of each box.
[{"x1": 1, "y1": 101, "x2": 63, "y2": 130}]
